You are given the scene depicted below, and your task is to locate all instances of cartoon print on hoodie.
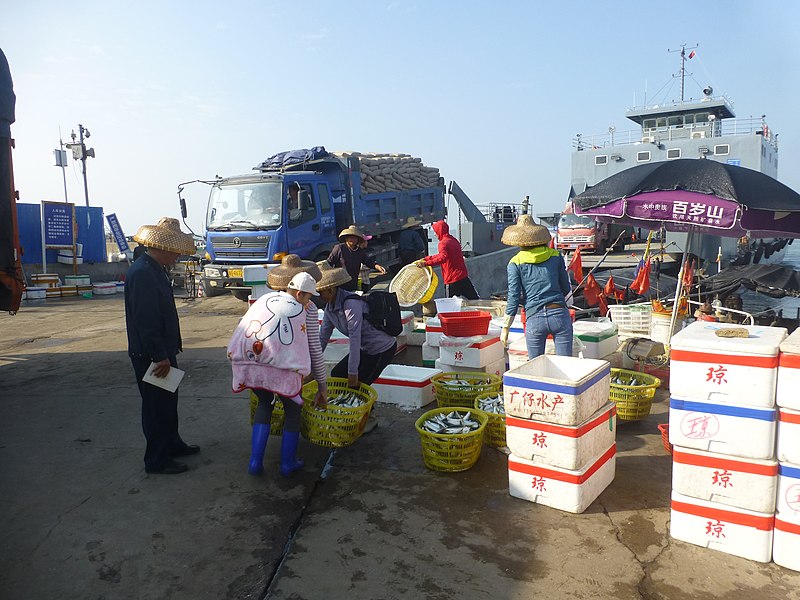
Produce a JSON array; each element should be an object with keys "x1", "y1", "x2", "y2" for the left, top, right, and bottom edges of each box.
[{"x1": 243, "y1": 295, "x2": 304, "y2": 360}]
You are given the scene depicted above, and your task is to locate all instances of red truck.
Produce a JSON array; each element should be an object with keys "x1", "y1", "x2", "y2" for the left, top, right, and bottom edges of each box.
[{"x1": 556, "y1": 205, "x2": 631, "y2": 254}]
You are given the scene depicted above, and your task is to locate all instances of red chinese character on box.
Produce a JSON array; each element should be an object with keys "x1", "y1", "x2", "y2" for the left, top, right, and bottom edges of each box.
[
  {"x1": 522, "y1": 391, "x2": 537, "y2": 407},
  {"x1": 535, "y1": 392, "x2": 551, "y2": 410},
  {"x1": 705, "y1": 519, "x2": 726, "y2": 539},
  {"x1": 508, "y1": 390, "x2": 519, "y2": 405},
  {"x1": 683, "y1": 414, "x2": 715, "y2": 439},
  {"x1": 550, "y1": 394, "x2": 564, "y2": 412},
  {"x1": 711, "y1": 469, "x2": 733, "y2": 488},
  {"x1": 530, "y1": 476, "x2": 547, "y2": 492},
  {"x1": 531, "y1": 432, "x2": 547, "y2": 448},
  {"x1": 705, "y1": 364, "x2": 728, "y2": 385},
  {"x1": 454, "y1": 351, "x2": 464, "y2": 362}
]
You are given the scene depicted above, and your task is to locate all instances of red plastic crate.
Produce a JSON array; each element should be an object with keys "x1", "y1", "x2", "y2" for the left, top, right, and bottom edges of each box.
[
  {"x1": 657, "y1": 423, "x2": 673, "y2": 454},
  {"x1": 438, "y1": 310, "x2": 492, "y2": 337}
]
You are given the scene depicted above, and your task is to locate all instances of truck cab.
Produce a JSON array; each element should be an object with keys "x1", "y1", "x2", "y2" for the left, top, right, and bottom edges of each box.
[{"x1": 556, "y1": 208, "x2": 629, "y2": 254}]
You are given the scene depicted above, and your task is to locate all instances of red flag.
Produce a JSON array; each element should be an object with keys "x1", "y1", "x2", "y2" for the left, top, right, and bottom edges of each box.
[
  {"x1": 604, "y1": 275, "x2": 616, "y2": 297},
  {"x1": 682, "y1": 259, "x2": 696, "y2": 288},
  {"x1": 583, "y1": 273, "x2": 601, "y2": 306},
  {"x1": 598, "y1": 292, "x2": 609, "y2": 317},
  {"x1": 630, "y1": 259, "x2": 651, "y2": 295},
  {"x1": 568, "y1": 248, "x2": 583, "y2": 282},
  {"x1": 688, "y1": 50, "x2": 696, "y2": 59},
  {"x1": 548, "y1": 237, "x2": 555, "y2": 249}
]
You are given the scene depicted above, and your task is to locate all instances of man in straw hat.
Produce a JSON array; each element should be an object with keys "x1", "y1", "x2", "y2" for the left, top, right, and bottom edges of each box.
[
  {"x1": 125, "y1": 217, "x2": 198, "y2": 475},
  {"x1": 317, "y1": 261, "x2": 396, "y2": 431},
  {"x1": 398, "y1": 216, "x2": 426, "y2": 267},
  {"x1": 327, "y1": 225, "x2": 386, "y2": 292},
  {"x1": 500, "y1": 214, "x2": 572, "y2": 358},
  {"x1": 228, "y1": 255, "x2": 327, "y2": 477},
  {"x1": 414, "y1": 220, "x2": 478, "y2": 299}
]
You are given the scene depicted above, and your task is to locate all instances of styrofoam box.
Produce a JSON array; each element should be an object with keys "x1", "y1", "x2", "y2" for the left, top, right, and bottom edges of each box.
[
  {"x1": 250, "y1": 284, "x2": 271, "y2": 299},
  {"x1": 508, "y1": 444, "x2": 616, "y2": 514},
  {"x1": 572, "y1": 320, "x2": 619, "y2": 359},
  {"x1": 61, "y1": 285, "x2": 78, "y2": 297},
  {"x1": 57, "y1": 255, "x2": 83, "y2": 264},
  {"x1": 26, "y1": 287, "x2": 46, "y2": 300},
  {"x1": 114, "y1": 281, "x2": 125, "y2": 293},
  {"x1": 669, "y1": 322, "x2": 787, "y2": 408},
  {"x1": 506, "y1": 403, "x2": 616, "y2": 470},
  {"x1": 421, "y1": 341, "x2": 439, "y2": 362},
  {"x1": 508, "y1": 337, "x2": 530, "y2": 370},
  {"x1": 671, "y1": 446, "x2": 778, "y2": 513},
  {"x1": 490, "y1": 315, "x2": 525, "y2": 345},
  {"x1": 407, "y1": 330, "x2": 426, "y2": 347},
  {"x1": 435, "y1": 356, "x2": 506, "y2": 378},
  {"x1": 438, "y1": 334, "x2": 503, "y2": 368},
  {"x1": 773, "y1": 510, "x2": 800, "y2": 572},
  {"x1": 776, "y1": 463, "x2": 800, "y2": 516},
  {"x1": 778, "y1": 330, "x2": 800, "y2": 409},
  {"x1": 669, "y1": 397, "x2": 776, "y2": 460},
  {"x1": 503, "y1": 355, "x2": 611, "y2": 425},
  {"x1": 545, "y1": 335, "x2": 585, "y2": 358},
  {"x1": 395, "y1": 335, "x2": 407, "y2": 355},
  {"x1": 372, "y1": 365, "x2": 442, "y2": 409},
  {"x1": 242, "y1": 264, "x2": 269, "y2": 285},
  {"x1": 93, "y1": 283, "x2": 117, "y2": 295},
  {"x1": 777, "y1": 408, "x2": 800, "y2": 464},
  {"x1": 424, "y1": 317, "x2": 443, "y2": 347},
  {"x1": 669, "y1": 490, "x2": 774, "y2": 563},
  {"x1": 64, "y1": 275, "x2": 91, "y2": 286},
  {"x1": 401, "y1": 311, "x2": 415, "y2": 336}
]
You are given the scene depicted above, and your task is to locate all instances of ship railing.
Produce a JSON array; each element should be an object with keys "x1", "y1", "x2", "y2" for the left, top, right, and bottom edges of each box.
[{"x1": 686, "y1": 299, "x2": 755, "y2": 325}]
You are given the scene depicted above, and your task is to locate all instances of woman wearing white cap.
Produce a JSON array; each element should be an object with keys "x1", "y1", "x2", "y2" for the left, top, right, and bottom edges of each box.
[{"x1": 227, "y1": 257, "x2": 327, "y2": 477}]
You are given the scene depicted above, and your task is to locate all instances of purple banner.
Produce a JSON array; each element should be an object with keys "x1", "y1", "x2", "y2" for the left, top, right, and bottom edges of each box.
[{"x1": 624, "y1": 191, "x2": 739, "y2": 229}]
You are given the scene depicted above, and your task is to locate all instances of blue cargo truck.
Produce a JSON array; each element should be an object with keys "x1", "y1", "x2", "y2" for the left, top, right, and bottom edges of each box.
[{"x1": 179, "y1": 148, "x2": 445, "y2": 299}]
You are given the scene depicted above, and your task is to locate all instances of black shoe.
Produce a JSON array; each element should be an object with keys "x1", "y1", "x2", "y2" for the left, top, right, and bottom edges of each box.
[
  {"x1": 146, "y1": 460, "x2": 189, "y2": 475},
  {"x1": 170, "y1": 444, "x2": 200, "y2": 457}
]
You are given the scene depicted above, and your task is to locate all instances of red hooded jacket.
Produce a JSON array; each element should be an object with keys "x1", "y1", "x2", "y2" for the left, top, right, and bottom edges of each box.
[{"x1": 422, "y1": 221, "x2": 469, "y2": 284}]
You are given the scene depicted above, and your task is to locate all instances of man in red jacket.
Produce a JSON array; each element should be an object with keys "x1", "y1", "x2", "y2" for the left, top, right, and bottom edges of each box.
[{"x1": 415, "y1": 220, "x2": 479, "y2": 299}]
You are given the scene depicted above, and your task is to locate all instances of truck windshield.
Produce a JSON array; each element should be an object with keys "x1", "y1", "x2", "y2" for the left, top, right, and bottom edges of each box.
[
  {"x1": 207, "y1": 181, "x2": 282, "y2": 230},
  {"x1": 558, "y1": 214, "x2": 595, "y2": 229}
]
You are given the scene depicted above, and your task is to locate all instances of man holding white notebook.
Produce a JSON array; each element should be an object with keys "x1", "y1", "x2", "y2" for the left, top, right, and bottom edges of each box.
[{"x1": 125, "y1": 217, "x2": 198, "y2": 475}]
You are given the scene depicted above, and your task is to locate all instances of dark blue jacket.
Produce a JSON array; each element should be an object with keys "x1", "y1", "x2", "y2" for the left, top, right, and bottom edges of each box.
[{"x1": 125, "y1": 253, "x2": 182, "y2": 362}]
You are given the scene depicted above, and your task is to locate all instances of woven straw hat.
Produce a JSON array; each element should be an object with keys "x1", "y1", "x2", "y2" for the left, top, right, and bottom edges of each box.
[
  {"x1": 338, "y1": 225, "x2": 366, "y2": 242},
  {"x1": 402, "y1": 216, "x2": 423, "y2": 229},
  {"x1": 315, "y1": 260, "x2": 352, "y2": 291},
  {"x1": 501, "y1": 214, "x2": 551, "y2": 247},
  {"x1": 133, "y1": 217, "x2": 195, "y2": 255},
  {"x1": 268, "y1": 254, "x2": 322, "y2": 290}
]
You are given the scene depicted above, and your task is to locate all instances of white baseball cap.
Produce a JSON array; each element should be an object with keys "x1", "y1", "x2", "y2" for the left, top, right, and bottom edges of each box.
[{"x1": 287, "y1": 271, "x2": 319, "y2": 296}]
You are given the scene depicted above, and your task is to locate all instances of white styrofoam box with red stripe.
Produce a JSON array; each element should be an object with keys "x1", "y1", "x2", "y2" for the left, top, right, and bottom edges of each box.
[
  {"x1": 434, "y1": 356, "x2": 506, "y2": 378},
  {"x1": 395, "y1": 335, "x2": 407, "y2": 355},
  {"x1": 669, "y1": 490, "x2": 774, "y2": 563},
  {"x1": 322, "y1": 344, "x2": 349, "y2": 377},
  {"x1": 401, "y1": 311, "x2": 415, "y2": 336},
  {"x1": 773, "y1": 510, "x2": 800, "y2": 572},
  {"x1": 508, "y1": 444, "x2": 616, "y2": 514},
  {"x1": 671, "y1": 446, "x2": 778, "y2": 513},
  {"x1": 508, "y1": 337, "x2": 530, "y2": 370},
  {"x1": 669, "y1": 397, "x2": 776, "y2": 460},
  {"x1": 490, "y1": 315, "x2": 525, "y2": 345},
  {"x1": 424, "y1": 317, "x2": 443, "y2": 347},
  {"x1": 438, "y1": 334, "x2": 504, "y2": 368},
  {"x1": 506, "y1": 403, "x2": 616, "y2": 470},
  {"x1": 372, "y1": 365, "x2": 442, "y2": 410},
  {"x1": 777, "y1": 328, "x2": 800, "y2": 410},
  {"x1": 776, "y1": 462, "x2": 800, "y2": 516},
  {"x1": 669, "y1": 322, "x2": 787, "y2": 408},
  {"x1": 421, "y1": 341, "x2": 439, "y2": 362},
  {"x1": 503, "y1": 355, "x2": 611, "y2": 425},
  {"x1": 92, "y1": 283, "x2": 116, "y2": 295},
  {"x1": 777, "y1": 407, "x2": 800, "y2": 464}
]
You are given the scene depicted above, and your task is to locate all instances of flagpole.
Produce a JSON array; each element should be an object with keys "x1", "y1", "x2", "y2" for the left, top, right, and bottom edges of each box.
[
  {"x1": 568, "y1": 230, "x2": 626, "y2": 300},
  {"x1": 667, "y1": 226, "x2": 695, "y2": 349}
]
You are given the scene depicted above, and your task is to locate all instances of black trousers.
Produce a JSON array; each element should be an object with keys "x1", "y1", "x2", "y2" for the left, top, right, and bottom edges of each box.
[
  {"x1": 331, "y1": 341, "x2": 397, "y2": 385},
  {"x1": 252, "y1": 389, "x2": 302, "y2": 432},
  {"x1": 446, "y1": 277, "x2": 479, "y2": 299},
  {"x1": 131, "y1": 357, "x2": 185, "y2": 470}
]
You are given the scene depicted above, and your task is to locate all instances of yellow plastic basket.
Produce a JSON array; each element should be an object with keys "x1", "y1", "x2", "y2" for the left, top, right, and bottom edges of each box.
[
  {"x1": 609, "y1": 368, "x2": 661, "y2": 421},
  {"x1": 249, "y1": 390, "x2": 285, "y2": 435},
  {"x1": 432, "y1": 371, "x2": 503, "y2": 409},
  {"x1": 474, "y1": 392, "x2": 506, "y2": 448},
  {"x1": 389, "y1": 264, "x2": 438, "y2": 307},
  {"x1": 415, "y1": 407, "x2": 488, "y2": 472},
  {"x1": 300, "y1": 378, "x2": 377, "y2": 448}
]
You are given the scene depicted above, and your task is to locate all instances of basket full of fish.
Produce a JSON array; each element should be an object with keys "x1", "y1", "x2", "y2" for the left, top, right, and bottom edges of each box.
[
  {"x1": 608, "y1": 368, "x2": 661, "y2": 422},
  {"x1": 431, "y1": 371, "x2": 502, "y2": 409},
  {"x1": 301, "y1": 378, "x2": 378, "y2": 447},
  {"x1": 414, "y1": 407, "x2": 488, "y2": 472},
  {"x1": 474, "y1": 391, "x2": 506, "y2": 448}
]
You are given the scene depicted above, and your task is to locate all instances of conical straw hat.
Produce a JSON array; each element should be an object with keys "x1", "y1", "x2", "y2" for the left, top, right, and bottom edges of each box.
[
  {"x1": 133, "y1": 217, "x2": 196, "y2": 255},
  {"x1": 268, "y1": 254, "x2": 322, "y2": 290},
  {"x1": 501, "y1": 214, "x2": 551, "y2": 247},
  {"x1": 338, "y1": 225, "x2": 366, "y2": 242},
  {"x1": 315, "y1": 260, "x2": 352, "y2": 291}
]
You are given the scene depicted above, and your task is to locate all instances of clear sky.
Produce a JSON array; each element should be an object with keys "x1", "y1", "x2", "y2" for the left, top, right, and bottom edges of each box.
[{"x1": 3, "y1": 1, "x2": 799, "y2": 239}]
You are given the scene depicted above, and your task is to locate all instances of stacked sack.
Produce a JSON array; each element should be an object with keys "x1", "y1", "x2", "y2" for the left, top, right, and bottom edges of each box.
[
  {"x1": 331, "y1": 151, "x2": 441, "y2": 194},
  {"x1": 667, "y1": 322, "x2": 788, "y2": 564},
  {"x1": 503, "y1": 354, "x2": 616, "y2": 513}
]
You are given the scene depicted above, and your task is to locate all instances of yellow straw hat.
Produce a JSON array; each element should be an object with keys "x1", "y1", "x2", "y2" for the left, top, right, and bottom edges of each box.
[
  {"x1": 268, "y1": 254, "x2": 322, "y2": 290},
  {"x1": 315, "y1": 260, "x2": 352, "y2": 291},
  {"x1": 132, "y1": 217, "x2": 196, "y2": 255},
  {"x1": 338, "y1": 225, "x2": 366, "y2": 242},
  {"x1": 501, "y1": 214, "x2": 551, "y2": 247}
]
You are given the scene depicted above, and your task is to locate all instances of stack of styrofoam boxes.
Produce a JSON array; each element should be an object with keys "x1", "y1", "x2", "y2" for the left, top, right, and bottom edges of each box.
[
  {"x1": 396, "y1": 310, "x2": 415, "y2": 353},
  {"x1": 243, "y1": 265, "x2": 270, "y2": 302},
  {"x1": 92, "y1": 282, "x2": 117, "y2": 296},
  {"x1": 114, "y1": 281, "x2": 125, "y2": 293},
  {"x1": 774, "y1": 329, "x2": 800, "y2": 571},
  {"x1": 421, "y1": 316, "x2": 443, "y2": 368},
  {"x1": 372, "y1": 365, "x2": 443, "y2": 410},
  {"x1": 504, "y1": 355, "x2": 615, "y2": 513},
  {"x1": 57, "y1": 243, "x2": 83, "y2": 265},
  {"x1": 435, "y1": 332, "x2": 505, "y2": 377},
  {"x1": 31, "y1": 273, "x2": 61, "y2": 299},
  {"x1": 507, "y1": 335, "x2": 587, "y2": 369},
  {"x1": 572, "y1": 319, "x2": 619, "y2": 360},
  {"x1": 668, "y1": 322, "x2": 787, "y2": 563},
  {"x1": 407, "y1": 317, "x2": 426, "y2": 347},
  {"x1": 64, "y1": 275, "x2": 90, "y2": 299}
]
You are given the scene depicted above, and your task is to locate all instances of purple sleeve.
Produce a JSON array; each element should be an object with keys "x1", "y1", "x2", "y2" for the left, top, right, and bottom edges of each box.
[
  {"x1": 319, "y1": 311, "x2": 334, "y2": 353},
  {"x1": 343, "y1": 298, "x2": 363, "y2": 375}
]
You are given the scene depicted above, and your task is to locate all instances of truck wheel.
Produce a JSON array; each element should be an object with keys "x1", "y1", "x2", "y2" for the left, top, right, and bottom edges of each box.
[
  {"x1": 201, "y1": 279, "x2": 226, "y2": 298},
  {"x1": 231, "y1": 289, "x2": 251, "y2": 302}
]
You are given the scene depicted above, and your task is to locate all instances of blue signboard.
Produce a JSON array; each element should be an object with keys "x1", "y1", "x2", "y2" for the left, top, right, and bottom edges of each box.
[
  {"x1": 42, "y1": 201, "x2": 75, "y2": 248},
  {"x1": 727, "y1": 159, "x2": 742, "y2": 167},
  {"x1": 106, "y1": 213, "x2": 130, "y2": 252}
]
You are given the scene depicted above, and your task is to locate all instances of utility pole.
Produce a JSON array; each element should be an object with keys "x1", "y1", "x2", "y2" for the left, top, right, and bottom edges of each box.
[
  {"x1": 53, "y1": 128, "x2": 69, "y2": 203},
  {"x1": 65, "y1": 124, "x2": 95, "y2": 207}
]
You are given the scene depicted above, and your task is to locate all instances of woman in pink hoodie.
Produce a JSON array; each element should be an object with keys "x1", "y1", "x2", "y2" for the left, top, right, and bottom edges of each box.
[{"x1": 416, "y1": 220, "x2": 478, "y2": 299}]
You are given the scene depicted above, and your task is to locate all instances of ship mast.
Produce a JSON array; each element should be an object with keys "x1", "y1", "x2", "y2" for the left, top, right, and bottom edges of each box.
[{"x1": 668, "y1": 42, "x2": 699, "y2": 102}]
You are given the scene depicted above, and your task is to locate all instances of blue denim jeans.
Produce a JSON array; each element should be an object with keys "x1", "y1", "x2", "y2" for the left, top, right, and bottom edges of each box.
[{"x1": 525, "y1": 306, "x2": 573, "y2": 359}]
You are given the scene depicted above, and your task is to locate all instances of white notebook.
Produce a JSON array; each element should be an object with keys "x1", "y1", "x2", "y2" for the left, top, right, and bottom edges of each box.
[{"x1": 142, "y1": 362, "x2": 185, "y2": 393}]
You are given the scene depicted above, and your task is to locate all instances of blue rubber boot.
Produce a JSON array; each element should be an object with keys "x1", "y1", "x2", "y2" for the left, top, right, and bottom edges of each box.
[
  {"x1": 248, "y1": 423, "x2": 270, "y2": 475},
  {"x1": 280, "y1": 431, "x2": 305, "y2": 477}
]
